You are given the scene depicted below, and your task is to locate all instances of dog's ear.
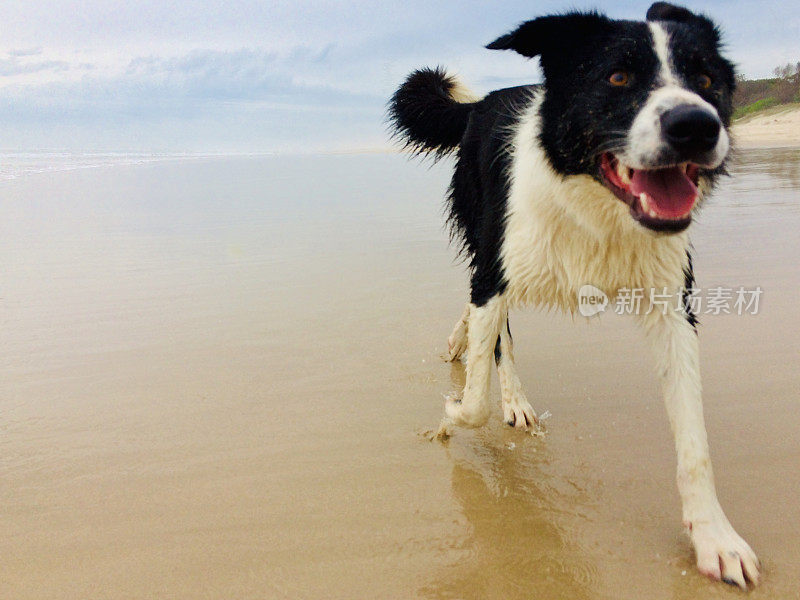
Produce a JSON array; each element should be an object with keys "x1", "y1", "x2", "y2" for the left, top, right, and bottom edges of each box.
[
  {"x1": 646, "y1": 3, "x2": 720, "y2": 41},
  {"x1": 645, "y1": 2, "x2": 696, "y2": 23},
  {"x1": 486, "y1": 13, "x2": 609, "y2": 59}
]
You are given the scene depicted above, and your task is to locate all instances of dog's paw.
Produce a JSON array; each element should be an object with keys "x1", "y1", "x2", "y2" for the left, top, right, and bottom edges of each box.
[
  {"x1": 444, "y1": 394, "x2": 490, "y2": 428},
  {"x1": 446, "y1": 332, "x2": 468, "y2": 362},
  {"x1": 445, "y1": 307, "x2": 470, "y2": 362},
  {"x1": 502, "y1": 394, "x2": 537, "y2": 430},
  {"x1": 688, "y1": 514, "x2": 760, "y2": 589},
  {"x1": 423, "y1": 418, "x2": 452, "y2": 442}
]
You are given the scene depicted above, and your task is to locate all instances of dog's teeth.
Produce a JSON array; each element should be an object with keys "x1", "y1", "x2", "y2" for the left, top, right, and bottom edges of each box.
[
  {"x1": 639, "y1": 193, "x2": 660, "y2": 219},
  {"x1": 682, "y1": 162, "x2": 690, "y2": 173},
  {"x1": 617, "y1": 163, "x2": 631, "y2": 185}
]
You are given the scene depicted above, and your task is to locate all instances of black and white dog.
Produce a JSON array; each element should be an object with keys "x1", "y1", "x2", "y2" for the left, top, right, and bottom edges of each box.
[{"x1": 389, "y1": 2, "x2": 760, "y2": 589}]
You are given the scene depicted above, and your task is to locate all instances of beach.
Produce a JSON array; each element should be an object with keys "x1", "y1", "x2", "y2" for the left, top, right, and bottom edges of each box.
[
  {"x1": 733, "y1": 105, "x2": 800, "y2": 148},
  {"x1": 1, "y1": 143, "x2": 799, "y2": 599}
]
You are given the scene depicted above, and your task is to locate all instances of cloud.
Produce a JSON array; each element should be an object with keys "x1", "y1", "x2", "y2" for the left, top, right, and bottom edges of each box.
[
  {"x1": 8, "y1": 47, "x2": 44, "y2": 57},
  {"x1": 0, "y1": 56, "x2": 69, "y2": 77},
  {"x1": 121, "y1": 47, "x2": 343, "y2": 102},
  {"x1": 0, "y1": 47, "x2": 71, "y2": 80}
]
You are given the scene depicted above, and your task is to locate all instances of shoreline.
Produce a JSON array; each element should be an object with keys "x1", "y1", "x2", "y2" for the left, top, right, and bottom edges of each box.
[{"x1": 1, "y1": 105, "x2": 798, "y2": 168}]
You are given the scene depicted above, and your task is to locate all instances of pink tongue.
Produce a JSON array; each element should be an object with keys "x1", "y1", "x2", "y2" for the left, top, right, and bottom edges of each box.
[{"x1": 629, "y1": 166, "x2": 697, "y2": 219}]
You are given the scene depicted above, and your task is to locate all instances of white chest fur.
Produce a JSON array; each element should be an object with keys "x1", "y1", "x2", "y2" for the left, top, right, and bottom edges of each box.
[{"x1": 500, "y1": 93, "x2": 690, "y2": 312}]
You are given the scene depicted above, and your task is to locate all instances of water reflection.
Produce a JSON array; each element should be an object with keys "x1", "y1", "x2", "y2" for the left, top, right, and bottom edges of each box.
[
  {"x1": 732, "y1": 147, "x2": 800, "y2": 186},
  {"x1": 701, "y1": 147, "x2": 800, "y2": 229},
  {"x1": 419, "y1": 364, "x2": 598, "y2": 600}
]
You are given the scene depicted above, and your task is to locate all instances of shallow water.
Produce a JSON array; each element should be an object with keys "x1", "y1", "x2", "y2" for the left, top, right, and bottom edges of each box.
[{"x1": 1, "y1": 149, "x2": 799, "y2": 599}]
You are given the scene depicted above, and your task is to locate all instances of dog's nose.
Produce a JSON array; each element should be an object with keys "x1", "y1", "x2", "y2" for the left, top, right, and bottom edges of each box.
[{"x1": 660, "y1": 105, "x2": 721, "y2": 156}]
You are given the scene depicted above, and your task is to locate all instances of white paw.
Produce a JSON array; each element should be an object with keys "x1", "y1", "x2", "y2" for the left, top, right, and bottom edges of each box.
[
  {"x1": 688, "y1": 513, "x2": 760, "y2": 589},
  {"x1": 445, "y1": 307, "x2": 470, "y2": 362},
  {"x1": 502, "y1": 394, "x2": 537, "y2": 430},
  {"x1": 446, "y1": 332, "x2": 467, "y2": 362},
  {"x1": 444, "y1": 394, "x2": 490, "y2": 428}
]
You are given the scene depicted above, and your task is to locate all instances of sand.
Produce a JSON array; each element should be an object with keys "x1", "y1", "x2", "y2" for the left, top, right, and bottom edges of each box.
[
  {"x1": 733, "y1": 104, "x2": 800, "y2": 148},
  {"x1": 1, "y1": 149, "x2": 799, "y2": 600}
]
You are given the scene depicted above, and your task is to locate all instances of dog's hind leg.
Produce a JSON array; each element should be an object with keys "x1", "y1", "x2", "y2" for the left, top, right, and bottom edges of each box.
[
  {"x1": 495, "y1": 314, "x2": 537, "y2": 429},
  {"x1": 446, "y1": 304, "x2": 470, "y2": 362},
  {"x1": 443, "y1": 296, "x2": 505, "y2": 428}
]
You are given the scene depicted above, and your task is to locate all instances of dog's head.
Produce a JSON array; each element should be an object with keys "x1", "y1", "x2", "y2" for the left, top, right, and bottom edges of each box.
[{"x1": 488, "y1": 2, "x2": 735, "y2": 233}]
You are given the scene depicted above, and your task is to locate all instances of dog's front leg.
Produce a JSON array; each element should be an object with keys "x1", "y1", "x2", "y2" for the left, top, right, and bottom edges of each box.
[
  {"x1": 443, "y1": 296, "x2": 505, "y2": 428},
  {"x1": 641, "y1": 309, "x2": 760, "y2": 588}
]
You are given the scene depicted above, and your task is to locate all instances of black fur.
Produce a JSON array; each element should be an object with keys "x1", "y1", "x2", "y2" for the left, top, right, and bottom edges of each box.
[
  {"x1": 646, "y1": 1, "x2": 719, "y2": 42},
  {"x1": 486, "y1": 12, "x2": 610, "y2": 58},
  {"x1": 388, "y1": 67, "x2": 477, "y2": 158},
  {"x1": 449, "y1": 86, "x2": 533, "y2": 306},
  {"x1": 494, "y1": 319, "x2": 512, "y2": 365},
  {"x1": 646, "y1": 2, "x2": 699, "y2": 23},
  {"x1": 682, "y1": 249, "x2": 699, "y2": 330},
  {"x1": 537, "y1": 18, "x2": 657, "y2": 176},
  {"x1": 666, "y1": 23, "x2": 736, "y2": 126}
]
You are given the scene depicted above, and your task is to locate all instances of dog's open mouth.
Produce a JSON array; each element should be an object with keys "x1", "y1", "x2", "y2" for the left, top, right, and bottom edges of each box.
[{"x1": 599, "y1": 153, "x2": 700, "y2": 233}]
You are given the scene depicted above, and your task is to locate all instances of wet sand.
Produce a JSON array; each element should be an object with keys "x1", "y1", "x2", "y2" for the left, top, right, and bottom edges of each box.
[{"x1": 2, "y1": 149, "x2": 799, "y2": 599}]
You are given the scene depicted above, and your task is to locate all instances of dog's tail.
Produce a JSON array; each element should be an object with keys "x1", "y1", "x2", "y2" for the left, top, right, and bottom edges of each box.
[{"x1": 388, "y1": 67, "x2": 480, "y2": 157}]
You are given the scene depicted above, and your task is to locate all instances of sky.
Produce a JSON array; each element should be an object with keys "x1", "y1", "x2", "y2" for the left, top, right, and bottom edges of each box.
[{"x1": 0, "y1": 1, "x2": 796, "y2": 153}]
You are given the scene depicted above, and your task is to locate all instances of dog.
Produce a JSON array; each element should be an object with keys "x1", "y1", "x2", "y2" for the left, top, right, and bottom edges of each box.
[{"x1": 388, "y1": 2, "x2": 760, "y2": 589}]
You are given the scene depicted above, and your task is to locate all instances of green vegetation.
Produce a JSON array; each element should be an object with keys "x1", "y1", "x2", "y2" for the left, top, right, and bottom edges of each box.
[
  {"x1": 733, "y1": 97, "x2": 779, "y2": 119},
  {"x1": 733, "y1": 62, "x2": 800, "y2": 120}
]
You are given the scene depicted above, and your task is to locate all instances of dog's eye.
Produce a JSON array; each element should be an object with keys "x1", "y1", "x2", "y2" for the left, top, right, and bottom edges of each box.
[
  {"x1": 697, "y1": 73, "x2": 713, "y2": 89},
  {"x1": 608, "y1": 71, "x2": 630, "y2": 86}
]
